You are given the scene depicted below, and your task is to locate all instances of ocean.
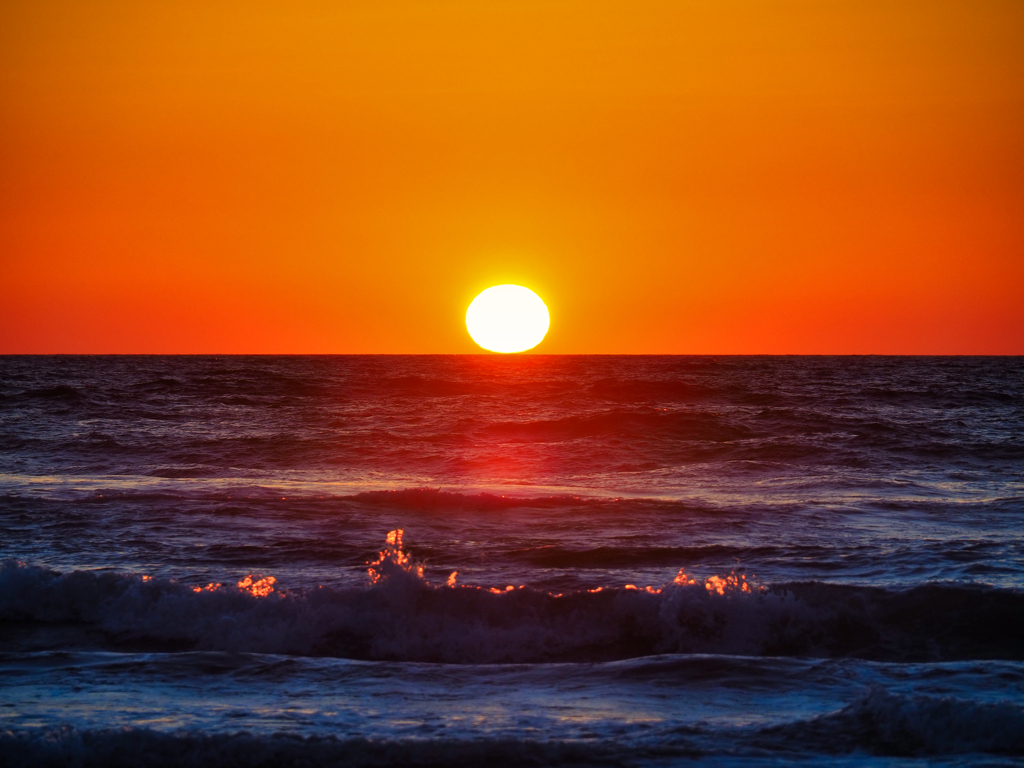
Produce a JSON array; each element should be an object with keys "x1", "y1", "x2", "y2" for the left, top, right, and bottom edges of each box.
[{"x1": 1, "y1": 355, "x2": 1022, "y2": 766}]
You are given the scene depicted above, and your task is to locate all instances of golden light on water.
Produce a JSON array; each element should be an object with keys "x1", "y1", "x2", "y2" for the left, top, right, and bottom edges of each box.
[{"x1": 466, "y1": 285, "x2": 550, "y2": 354}]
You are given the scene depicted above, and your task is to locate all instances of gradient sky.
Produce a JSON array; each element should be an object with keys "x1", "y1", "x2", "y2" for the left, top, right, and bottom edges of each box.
[{"x1": 2, "y1": 0, "x2": 1022, "y2": 353}]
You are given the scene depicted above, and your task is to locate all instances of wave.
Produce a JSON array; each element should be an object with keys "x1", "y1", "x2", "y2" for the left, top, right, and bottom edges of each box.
[
  {"x1": 0, "y1": 483, "x2": 632, "y2": 511},
  {"x1": 0, "y1": 385, "x2": 84, "y2": 404},
  {"x1": 756, "y1": 687, "x2": 1024, "y2": 756},
  {"x1": 2, "y1": 533, "x2": 1021, "y2": 664},
  {"x1": 349, "y1": 488, "x2": 605, "y2": 511},
  {"x1": 514, "y1": 543, "x2": 760, "y2": 568},
  {"x1": 2, "y1": 689, "x2": 1021, "y2": 767},
  {"x1": 368, "y1": 375, "x2": 501, "y2": 398},
  {"x1": 478, "y1": 409, "x2": 754, "y2": 443}
]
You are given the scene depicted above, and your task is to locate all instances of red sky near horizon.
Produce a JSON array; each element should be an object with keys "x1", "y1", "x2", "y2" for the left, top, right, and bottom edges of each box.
[{"x1": 2, "y1": 0, "x2": 1023, "y2": 354}]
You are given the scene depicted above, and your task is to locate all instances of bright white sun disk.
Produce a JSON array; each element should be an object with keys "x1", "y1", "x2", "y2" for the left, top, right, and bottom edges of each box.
[{"x1": 466, "y1": 285, "x2": 550, "y2": 353}]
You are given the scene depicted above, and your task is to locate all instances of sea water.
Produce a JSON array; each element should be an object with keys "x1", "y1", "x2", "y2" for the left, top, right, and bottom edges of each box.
[{"x1": 1, "y1": 355, "x2": 1022, "y2": 766}]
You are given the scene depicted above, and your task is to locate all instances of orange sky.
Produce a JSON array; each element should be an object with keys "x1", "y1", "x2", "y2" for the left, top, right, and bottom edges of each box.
[{"x1": 2, "y1": 0, "x2": 1022, "y2": 353}]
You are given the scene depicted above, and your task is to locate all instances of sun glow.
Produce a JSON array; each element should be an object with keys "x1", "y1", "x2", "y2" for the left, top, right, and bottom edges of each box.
[{"x1": 466, "y1": 285, "x2": 550, "y2": 353}]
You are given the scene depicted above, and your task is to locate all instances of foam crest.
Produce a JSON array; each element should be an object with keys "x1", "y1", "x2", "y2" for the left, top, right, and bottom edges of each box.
[{"x1": 2, "y1": 531, "x2": 1022, "y2": 663}]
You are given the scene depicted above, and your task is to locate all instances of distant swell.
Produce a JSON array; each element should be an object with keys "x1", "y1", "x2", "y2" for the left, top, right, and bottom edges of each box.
[
  {"x1": 2, "y1": 554, "x2": 1021, "y2": 664},
  {"x1": 348, "y1": 488, "x2": 604, "y2": 511},
  {"x1": 0, "y1": 384, "x2": 84, "y2": 403}
]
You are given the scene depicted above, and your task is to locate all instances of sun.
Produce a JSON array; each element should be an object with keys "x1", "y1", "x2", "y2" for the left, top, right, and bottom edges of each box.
[{"x1": 466, "y1": 285, "x2": 550, "y2": 353}]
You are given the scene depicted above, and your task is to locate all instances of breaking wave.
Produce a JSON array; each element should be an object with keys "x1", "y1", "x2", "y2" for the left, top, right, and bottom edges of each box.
[
  {"x1": 2, "y1": 532, "x2": 1021, "y2": 663},
  {"x1": 757, "y1": 687, "x2": 1024, "y2": 756}
]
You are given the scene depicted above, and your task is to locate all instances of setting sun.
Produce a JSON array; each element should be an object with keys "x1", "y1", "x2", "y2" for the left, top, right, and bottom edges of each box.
[
  {"x1": 466, "y1": 285, "x2": 550, "y2": 353},
  {"x1": 1, "y1": 1, "x2": 1021, "y2": 761}
]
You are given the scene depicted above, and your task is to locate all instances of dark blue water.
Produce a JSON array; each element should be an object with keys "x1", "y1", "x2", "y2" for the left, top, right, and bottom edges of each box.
[{"x1": 1, "y1": 355, "x2": 1022, "y2": 766}]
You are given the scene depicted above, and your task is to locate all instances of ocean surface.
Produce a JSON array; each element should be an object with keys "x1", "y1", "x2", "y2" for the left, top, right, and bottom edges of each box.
[{"x1": 1, "y1": 355, "x2": 1022, "y2": 767}]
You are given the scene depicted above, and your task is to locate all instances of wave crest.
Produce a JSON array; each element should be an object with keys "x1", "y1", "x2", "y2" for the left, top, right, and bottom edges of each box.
[{"x1": 2, "y1": 532, "x2": 1022, "y2": 663}]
